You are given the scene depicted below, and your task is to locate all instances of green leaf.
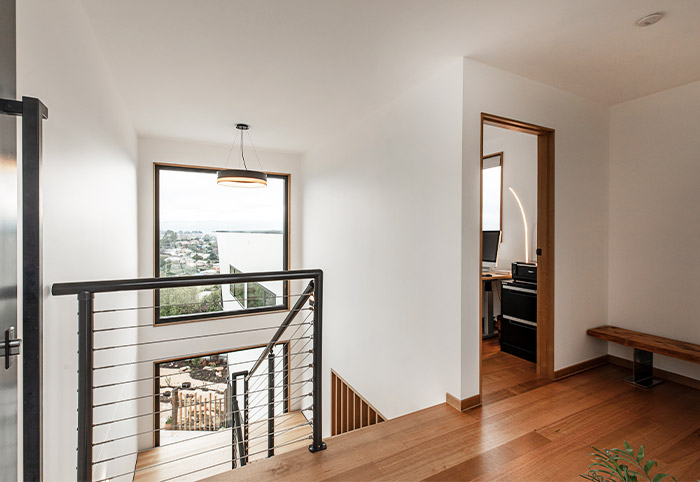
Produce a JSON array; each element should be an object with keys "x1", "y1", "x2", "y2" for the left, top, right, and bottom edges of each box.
[
  {"x1": 610, "y1": 450, "x2": 643, "y2": 469},
  {"x1": 623, "y1": 440, "x2": 633, "y2": 455},
  {"x1": 580, "y1": 472, "x2": 607, "y2": 482},
  {"x1": 643, "y1": 460, "x2": 657, "y2": 474},
  {"x1": 637, "y1": 445, "x2": 645, "y2": 463},
  {"x1": 590, "y1": 462, "x2": 618, "y2": 473},
  {"x1": 652, "y1": 474, "x2": 672, "y2": 482}
]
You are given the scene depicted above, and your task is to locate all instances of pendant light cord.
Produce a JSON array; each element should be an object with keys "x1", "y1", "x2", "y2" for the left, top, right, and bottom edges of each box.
[
  {"x1": 240, "y1": 129, "x2": 248, "y2": 170},
  {"x1": 247, "y1": 131, "x2": 264, "y2": 170},
  {"x1": 223, "y1": 124, "x2": 258, "y2": 171},
  {"x1": 224, "y1": 130, "x2": 237, "y2": 168}
]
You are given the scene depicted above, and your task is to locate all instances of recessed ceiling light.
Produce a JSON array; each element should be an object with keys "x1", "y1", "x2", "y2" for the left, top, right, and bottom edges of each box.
[{"x1": 636, "y1": 12, "x2": 664, "y2": 27}]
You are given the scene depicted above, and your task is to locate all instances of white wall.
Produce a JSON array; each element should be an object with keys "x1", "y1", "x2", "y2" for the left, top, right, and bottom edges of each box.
[
  {"x1": 302, "y1": 60, "x2": 464, "y2": 433},
  {"x1": 17, "y1": 0, "x2": 139, "y2": 479},
  {"x1": 462, "y1": 59, "x2": 610, "y2": 397},
  {"x1": 483, "y1": 125, "x2": 538, "y2": 268},
  {"x1": 608, "y1": 80, "x2": 700, "y2": 382}
]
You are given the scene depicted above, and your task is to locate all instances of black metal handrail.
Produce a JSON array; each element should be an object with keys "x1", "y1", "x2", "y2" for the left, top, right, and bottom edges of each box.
[
  {"x1": 51, "y1": 269, "x2": 323, "y2": 295},
  {"x1": 51, "y1": 269, "x2": 326, "y2": 482},
  {"x1": 246, "y1": 281, "x2": 315, "y2": 379}
]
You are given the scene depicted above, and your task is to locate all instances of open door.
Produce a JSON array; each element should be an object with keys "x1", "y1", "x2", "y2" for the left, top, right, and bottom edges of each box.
[{"x1": 478, "y1": 113, "x2": 555, "y2": 404}]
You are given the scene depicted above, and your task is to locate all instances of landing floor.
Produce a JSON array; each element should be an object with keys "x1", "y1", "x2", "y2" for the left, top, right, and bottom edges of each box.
[{"x1": 207, "y1": 342, "x2": 700, "y2": 481}]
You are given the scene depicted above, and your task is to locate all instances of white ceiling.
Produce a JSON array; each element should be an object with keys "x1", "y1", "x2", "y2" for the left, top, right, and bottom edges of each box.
[{"x1": 80, "y1": 0, "x2": 700, "y2": 152}]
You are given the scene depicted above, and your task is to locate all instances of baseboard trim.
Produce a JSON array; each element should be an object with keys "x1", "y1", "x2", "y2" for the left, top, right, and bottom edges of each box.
[
  {"x1": 608, "y1": 355, "x2": 700, "y2": 391},
  {"x1": 553, "y1": 355, "x2": 609, "y2": 380},
  {"x1": 446, "y1": 392, "x2": 481, "y2": 412}
]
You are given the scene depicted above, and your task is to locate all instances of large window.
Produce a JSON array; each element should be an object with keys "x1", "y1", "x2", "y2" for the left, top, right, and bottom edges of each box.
[
  {"x1": 154, "y1": 164, "x2": 289, "y2": 324},
  {"x1": 482, "y1": 152, "x2": 503, "y2": 233}
]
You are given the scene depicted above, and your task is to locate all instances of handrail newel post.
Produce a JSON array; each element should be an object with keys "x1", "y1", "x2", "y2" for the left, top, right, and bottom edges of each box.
[
  {"x1": 267, "y1": 351, "x2": 275, "y2": 457},
  {"x1": 309, "y1": 272, "x2": 327, "y2": 453},
  {"x1": 243, "y1": 377, "x2": 249, "y2": 464},
  {"x1": 77, "y1": 291, "x2": 94, "y2": 482}
]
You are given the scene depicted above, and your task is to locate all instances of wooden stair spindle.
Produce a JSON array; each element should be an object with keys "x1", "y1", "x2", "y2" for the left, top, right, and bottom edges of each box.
[{"x1": 330, "y1": 370, "x2": 386, "y2": 436}]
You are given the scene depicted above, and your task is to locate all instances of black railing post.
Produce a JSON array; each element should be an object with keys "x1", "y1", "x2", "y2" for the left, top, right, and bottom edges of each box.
[
  {"x1": 77, "y1": 291, "x2": 94, "y2": 482},
  {"x1": 267, "y1": 351, "x2": 275, "y2": 458},
  {"x1": 228, "y1": 372, "x2": 249, "y2": 469},
  {"x1": 229, "y1": 380, "x2": 236, "y2": 469},
  {"x1": 243, "y1": 376, "x2": 249, "y2": 464},
  {"x1": 309, "y1": 274, "x2": 327, "y2": 453},
  {"x1": 283, "y1": 343, "x2": 289, "y2": 413},
  {"x1": 231, "y1": 397, "x2": 246, "y2": 468}
]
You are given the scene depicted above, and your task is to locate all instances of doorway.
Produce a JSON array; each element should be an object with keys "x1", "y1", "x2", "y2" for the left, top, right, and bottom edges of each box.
[{"x1": 479, "y1": 113, "x2": 555, "y2": 402}]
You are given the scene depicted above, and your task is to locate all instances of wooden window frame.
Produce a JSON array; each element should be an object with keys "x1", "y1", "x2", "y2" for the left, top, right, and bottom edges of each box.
[
  {"x1": 153, "y1": 163, "x2": 290, "y2": 326},
  {"x1": 153, "y1": 341, "x2": 290, "y2": 447}
]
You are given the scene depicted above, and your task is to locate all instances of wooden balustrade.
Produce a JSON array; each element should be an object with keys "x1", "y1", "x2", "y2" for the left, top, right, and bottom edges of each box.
[
  {"x1": 331, "y1": 369, "x2": 385, "y2": 436},
  {"x1": 171, "y1": 391, "x2": 226, "y2": 431}
]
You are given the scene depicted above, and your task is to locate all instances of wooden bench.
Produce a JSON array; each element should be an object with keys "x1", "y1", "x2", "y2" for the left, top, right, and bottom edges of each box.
[{"x1": 587, "y1": 325, "x2": 700, "y2": 388}]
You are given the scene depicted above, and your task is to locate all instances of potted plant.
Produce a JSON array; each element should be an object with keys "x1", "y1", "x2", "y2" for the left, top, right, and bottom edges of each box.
[
  {"x1": 581, "y1": 441, "x2": 676, "y2": 482},
  {"x1": 165, "y1": 416, "x2": 173, "y2": 430}
]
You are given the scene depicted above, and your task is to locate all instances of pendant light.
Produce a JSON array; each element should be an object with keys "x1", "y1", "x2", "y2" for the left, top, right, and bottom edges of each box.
[{"x1": 216, "y1": 123, "x2": 268, "y2": 188}]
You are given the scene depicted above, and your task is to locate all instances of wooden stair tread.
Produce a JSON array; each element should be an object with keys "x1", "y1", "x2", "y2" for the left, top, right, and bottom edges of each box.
[
  {"x1": 133, "y1": 411, "x2": 311, "y2": 482},
  {"x1": 587, "y1": 325, "x2": 700, "y2": 363}
]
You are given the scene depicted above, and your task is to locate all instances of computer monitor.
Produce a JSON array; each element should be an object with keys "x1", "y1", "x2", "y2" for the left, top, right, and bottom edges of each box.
[{"x1": 482, "y1": 230, "x2": 501, "y2": 265}]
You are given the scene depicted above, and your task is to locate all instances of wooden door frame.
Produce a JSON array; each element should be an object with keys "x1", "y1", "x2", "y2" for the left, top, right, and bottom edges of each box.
[{"x1": 479, "y1": 113, "x2": 555, "y2": 394}]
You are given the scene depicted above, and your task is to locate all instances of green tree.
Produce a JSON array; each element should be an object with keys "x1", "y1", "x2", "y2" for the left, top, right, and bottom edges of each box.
[
  {"x1": 160, "y1": 230, "x2": 178, "y2": 248},
  {"x1": 159, "y1": 286, "x2": 223, "y2": 317}
]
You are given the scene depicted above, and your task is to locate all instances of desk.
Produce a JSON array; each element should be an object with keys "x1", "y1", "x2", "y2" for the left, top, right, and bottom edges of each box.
[
  {"x1": 482, "y1": 273, "x2": 512, "y2": 282},
  {"x1": 482, "y1": 272, "x2": 512, "y2": 338}
]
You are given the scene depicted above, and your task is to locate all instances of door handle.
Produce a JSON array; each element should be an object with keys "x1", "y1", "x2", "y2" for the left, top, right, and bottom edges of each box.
[
  {"x1": 536, "y1": 248, "x2": 542, "y2": 256},
  {"x1": 2, "y1": 327, "x2": 21, "y2": 369}
]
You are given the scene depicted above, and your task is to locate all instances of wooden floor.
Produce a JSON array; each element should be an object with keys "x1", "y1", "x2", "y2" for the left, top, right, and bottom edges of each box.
[{"x1": 205, "y1": 339, "x2": 700, "y2": 481}]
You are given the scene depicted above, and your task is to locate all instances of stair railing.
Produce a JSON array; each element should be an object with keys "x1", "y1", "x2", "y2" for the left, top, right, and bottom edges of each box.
[{"x1": 52, "y1": 269, "x2": 326, "y2": 482}]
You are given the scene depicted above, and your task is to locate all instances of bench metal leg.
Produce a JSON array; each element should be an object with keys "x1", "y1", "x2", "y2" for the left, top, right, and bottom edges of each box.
[{"x1": 624, "y1": 348, "x2": 663, "y2": 389}]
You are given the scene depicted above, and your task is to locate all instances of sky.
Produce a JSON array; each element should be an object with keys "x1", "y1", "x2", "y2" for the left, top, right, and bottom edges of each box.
[{"x1": 159, "y1": 169, "x2": 285, "y2": 233}]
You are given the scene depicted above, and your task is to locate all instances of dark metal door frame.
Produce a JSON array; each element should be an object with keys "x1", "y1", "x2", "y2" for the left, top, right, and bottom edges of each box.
[{"x1": 0, "y1": 96, "x2": 48, "y2": 481}]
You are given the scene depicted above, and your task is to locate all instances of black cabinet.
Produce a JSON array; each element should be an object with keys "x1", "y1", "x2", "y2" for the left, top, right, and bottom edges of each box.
[{"x1": 500, "y1": 280, "x2": 537, "y2": 363}]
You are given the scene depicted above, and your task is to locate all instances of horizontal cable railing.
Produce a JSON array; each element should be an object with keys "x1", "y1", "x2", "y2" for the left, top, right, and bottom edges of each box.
[{"x1": 52, "y1": 269, "x2": 325, "y2": 482}]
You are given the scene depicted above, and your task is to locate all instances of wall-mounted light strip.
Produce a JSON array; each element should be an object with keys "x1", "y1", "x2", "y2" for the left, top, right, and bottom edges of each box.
[{"x1": 508, "y1": 187, "x2": 529, "y2": 263}]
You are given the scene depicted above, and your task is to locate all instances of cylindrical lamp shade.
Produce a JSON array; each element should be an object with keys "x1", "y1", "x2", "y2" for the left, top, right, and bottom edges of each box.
[{"x1": 216, "y1": 169, "x2": 268, "y2": 188}]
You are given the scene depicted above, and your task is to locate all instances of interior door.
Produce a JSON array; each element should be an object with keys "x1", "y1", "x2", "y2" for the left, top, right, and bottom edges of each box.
[{"x1": 0, "y1": 0, "x2": 18, "y2": 480}]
